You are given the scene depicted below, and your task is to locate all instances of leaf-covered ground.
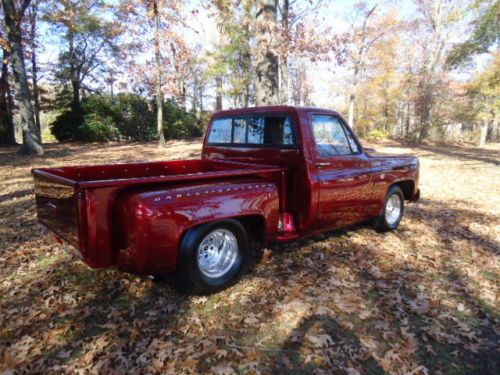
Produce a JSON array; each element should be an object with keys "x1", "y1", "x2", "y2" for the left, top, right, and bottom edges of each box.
[{"x1": 0, "y1": 140, "x2": 498, "y2": 374}]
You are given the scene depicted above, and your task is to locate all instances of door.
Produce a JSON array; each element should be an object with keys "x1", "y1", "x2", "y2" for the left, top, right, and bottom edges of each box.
[{"x1": 310, "y1": 114, "x2": 373, "y2": 229}]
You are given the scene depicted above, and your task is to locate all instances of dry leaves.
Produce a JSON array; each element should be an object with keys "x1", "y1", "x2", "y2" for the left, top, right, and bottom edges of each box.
[{"x1": 0, "y1": 139, "x2": 499, "y2": 374}]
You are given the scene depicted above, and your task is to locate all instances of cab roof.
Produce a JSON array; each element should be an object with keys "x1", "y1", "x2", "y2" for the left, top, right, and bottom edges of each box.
[{"x1": 212, "y1": 105, "x2": 343, "y2": 118}]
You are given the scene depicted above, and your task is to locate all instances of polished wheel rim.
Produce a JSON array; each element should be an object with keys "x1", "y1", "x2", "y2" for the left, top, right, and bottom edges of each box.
[
  {"x1": 197, "y1": 229, "x2": 238, "y2": 278},
  {"x1": 385, "y1": 194, "x2": 402, "y2": 225}
]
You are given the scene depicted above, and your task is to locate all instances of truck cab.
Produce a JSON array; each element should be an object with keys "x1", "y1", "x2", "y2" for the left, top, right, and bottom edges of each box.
[
  {"x1": 203, "y1": 106, "x2": 419, "y2": 239},
  {"x1": 32, "y1": 106, "x2": 419, "y2": 293}
]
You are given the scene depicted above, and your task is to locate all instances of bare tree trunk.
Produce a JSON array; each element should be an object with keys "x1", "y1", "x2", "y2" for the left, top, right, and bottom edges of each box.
[
  {"x1": 280, "y1": 0, "x2": 289, "y2": 105},
  {"x1": 418, "y1": 88, "x2": 432, "y2": 143},
  {"x1": 192, "y1": 74, "x2": 199, "y2": 114},
  {"x1": 255, "y1": 0, "x2": 279, "y2": 106},
  {"x1": 280, "y1": 57, "x2": 289, "y2": 105},
  {"x1": 71, "y1": 79, "x2": 81, "y2": 108},
  {"x1": 346, "y1": 3, "x2": 379, "y2": 129},
  {"x1": 199, "y1": 80, "x2": 204, "y2": 113},
  {"x1": 347, "y1": 93, "x2": 356, "y2": 128},
  {"x1": 153, "y1": 0, "x2": 165, "y2": 147},
  {"x1": 2, "y1": 0, "x2": 43, "y2": 155},
  {"x1": 478, "y1": 121, "x2": 488, "y2": 147},
  {"x1": 66, "y1": 29, "x2": 82, "y2": 114},
  {"x1": 28, "y1": 2, "x2": 41, "y2": 142},
  {"x1": 215, "y1": 76, "x2": 223, "y2": 111},
  {"x1": 347, "y1": 60, "x2": 361, "y2": 127},
  {"x1": 243, "y1": 85, "x2": 249, "y2": 107},
  {"x1": 405, "y1": 101, "x2": 411, "y2": 138},
  {"x1": 301, "y1": 64, "x2": 311, "y2": 106},
  {"x1": 179, "y1": 80, "x2": 186, "y2": 110},
  {"x1": 0, "y1": 48, "x2": 16, "y2": 144},
  {"x1": 31, "y1": 50, "x2": 41, "y2": 140}
]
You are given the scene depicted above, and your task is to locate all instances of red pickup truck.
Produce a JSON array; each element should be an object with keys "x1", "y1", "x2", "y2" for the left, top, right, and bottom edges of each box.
[{"x1": 33, "y1": 106, "x2": 419, "y2": 293}]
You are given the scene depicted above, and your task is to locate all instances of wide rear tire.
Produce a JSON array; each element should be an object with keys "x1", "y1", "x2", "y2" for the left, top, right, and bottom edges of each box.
[{"x1": 175, "y1": 219, "x2": 250, "y2": 294}]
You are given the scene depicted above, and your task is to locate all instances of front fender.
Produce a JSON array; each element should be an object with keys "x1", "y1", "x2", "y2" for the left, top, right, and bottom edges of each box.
[{"x1": 115, "y1": 179, "x2": 279, "y2": 275}]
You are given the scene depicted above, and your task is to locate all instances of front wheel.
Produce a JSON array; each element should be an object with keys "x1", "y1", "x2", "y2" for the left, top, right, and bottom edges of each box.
[
  {"x1": 176, "y1": 219, "x2": 250, "y2": 294},
  {"x1": 373, "y1": 186, "x2": 405, "y2": 232}
]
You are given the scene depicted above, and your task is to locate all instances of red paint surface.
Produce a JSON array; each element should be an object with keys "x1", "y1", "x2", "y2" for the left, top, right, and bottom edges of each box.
[{"x1": 32, "y1": 106, "x2": 419, "y2": 275}]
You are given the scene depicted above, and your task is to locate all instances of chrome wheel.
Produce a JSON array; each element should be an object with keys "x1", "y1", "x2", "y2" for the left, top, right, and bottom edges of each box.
[
  {"x1": 197, "y1": 229, "x2": 238, "y2": 278},
  {"x1": 385, "y1": 194, "x2": 402, "y2": 225}
]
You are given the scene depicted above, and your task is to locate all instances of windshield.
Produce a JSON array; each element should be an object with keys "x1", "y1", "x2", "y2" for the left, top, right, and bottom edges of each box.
[{"x1": 207, "y1": 115, "x2": 296, "y2": 147}]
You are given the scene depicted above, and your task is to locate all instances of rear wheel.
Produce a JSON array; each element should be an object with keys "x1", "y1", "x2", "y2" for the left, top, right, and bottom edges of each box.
[
  {"x1": 176, "y1": 219, "x2": 250, "y2": 294},
  {"x1": 374, "y1": 186, "x2": 404, "y2": 232}
]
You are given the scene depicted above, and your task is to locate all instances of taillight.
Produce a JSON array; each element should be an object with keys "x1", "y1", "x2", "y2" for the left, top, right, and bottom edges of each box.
[{"x1": 278, "y1": 212, "x2": 295, "y2": 233}]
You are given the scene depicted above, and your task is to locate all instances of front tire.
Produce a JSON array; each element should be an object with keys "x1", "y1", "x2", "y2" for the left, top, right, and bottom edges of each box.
[
  {"x1": 176, "y1": 219, "x2": 250, "y2": 294},
  {"x1": 374, "y1": 186, "x2": 405, "y2": 232}
]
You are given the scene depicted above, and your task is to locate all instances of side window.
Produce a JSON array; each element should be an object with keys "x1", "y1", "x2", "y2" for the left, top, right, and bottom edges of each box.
[
  {"x1": 247, "y1": 117, "x2": 264, "y2": 144},
  {"x1": 283, "y1": 117, "x2": 294, "y2": 145},
  {"x1": 233, "y1": 118, "x2": 247, "y2": 143},
  {"x1": 263, "y1": 117, "x2": 294, "y2": 145},
  {"x1": 311, "y1": 115, "x2": 355, "y2": 157},
  {"x1": 207, "y1": 115, "x2": 296, "y2": 147},
  {"x1": 208, "y1": 118, "x2": 232, "y2": 143}
]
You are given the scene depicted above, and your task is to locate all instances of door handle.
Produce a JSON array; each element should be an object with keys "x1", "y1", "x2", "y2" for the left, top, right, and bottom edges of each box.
[{"x1": 315, "y1": 162, "x2": 331, "y2": 167}]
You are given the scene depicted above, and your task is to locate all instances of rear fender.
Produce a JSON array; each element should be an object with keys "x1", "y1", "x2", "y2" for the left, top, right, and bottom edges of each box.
[{"x1": 115, "y1": 180, "x2": 279, "y2": 275}]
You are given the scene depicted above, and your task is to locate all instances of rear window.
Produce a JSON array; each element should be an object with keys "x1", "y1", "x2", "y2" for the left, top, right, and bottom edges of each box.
[{"x1": 208, "y1": 116, "x2": 295, "y2": 147}]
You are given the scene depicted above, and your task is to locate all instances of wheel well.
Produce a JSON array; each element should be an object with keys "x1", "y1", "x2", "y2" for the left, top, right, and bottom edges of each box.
[
  {"x1": 236, "y1": 215, "x2": 265, "y2": 246},
  {"x1": 391, "y1": 180, "x2": 415, "y2": 201}
]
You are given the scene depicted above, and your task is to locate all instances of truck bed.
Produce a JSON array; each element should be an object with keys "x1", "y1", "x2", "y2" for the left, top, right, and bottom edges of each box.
[
  {"x1": 32, "y1": 159, "x2": 285, "y2": 266},
  {"x1": 33, "y1": 159, "x2": 285, "y2": 189}
]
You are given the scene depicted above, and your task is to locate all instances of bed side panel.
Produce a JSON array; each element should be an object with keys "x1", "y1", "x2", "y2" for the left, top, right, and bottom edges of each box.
[{"x1": 115, "y1": 180, "x2": 280, "y2": 275}]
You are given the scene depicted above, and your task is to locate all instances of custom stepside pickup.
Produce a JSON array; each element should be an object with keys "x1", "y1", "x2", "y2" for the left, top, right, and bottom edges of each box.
[{"x1": 33, "y1": 106, "x2": 420, "y2": 293}]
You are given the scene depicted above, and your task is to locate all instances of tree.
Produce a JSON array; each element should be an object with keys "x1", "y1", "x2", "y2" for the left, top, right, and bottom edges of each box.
[
  {"x1": 187, "y1": 52, "x2": 208, "y2": 115},
  {"x1": 343, "y1": 1, "x2": 396, "y2": 129},
  {"x1": 26, "y1": 0, "x2": 41, "y2": 140},
  {"x1": 446, "y1": 0, "x2": 499, "y2": 68},
  {"x1": 208, "y1": 0, "x2": 254, "y2": 108},
  {"x1": 290, "y1": 60, "x2": 312, "y2": 106},
  {"x1": 277, "y1": 0, "x2": 327, "y2": 104},
  {"x1": 46, "y1": 0, "x2": 121, "y2": 113},
  {"x1": 255, "y1": 0, "x2": 279, "y2": 106},
  {"x1": 465, "y1": 53, "x2": 499, "y2": 146},
  {"x1": 280, "y1": 0, "x2": 290, "y2": 104},
  {"x1": 413, "y1": 0, "x2": 462, "y2": 142},
  {"x1": 153, "y1": 0, "x2": 165, "y2": 146},
  {"x1": 2, "y1": 0, "x2": 43, "y2": 155},
  {"x1": 355, "y1": 27, "x2": 403, "y2": 135},
  {"x1": 119, "y1": 0, "x2": 184, "y2": 146}
]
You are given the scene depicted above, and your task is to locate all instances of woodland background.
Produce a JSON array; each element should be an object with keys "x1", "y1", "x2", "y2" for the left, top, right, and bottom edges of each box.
[{"x1": 0, "y1": 0, "x2": 498, "y2": 155}]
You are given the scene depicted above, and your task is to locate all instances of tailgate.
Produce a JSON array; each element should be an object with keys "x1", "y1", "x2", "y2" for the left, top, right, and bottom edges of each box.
[{"x1": 32, "y1": 171, "x2": 80, "y2": 247}]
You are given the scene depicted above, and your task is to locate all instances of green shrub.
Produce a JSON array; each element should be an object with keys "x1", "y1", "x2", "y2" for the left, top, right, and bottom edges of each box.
[
  {"x1": 113, "y1": 94, "x2": 156, "y2": 141},
  {"x1": 51, "y1": 94, "x2": 206, "y2": 142},
  {"x1": 78, "y1": 114, "x2": 121, "y2": 142},
  {"x1": 163, "y1": 99, "x2": 203, "y2": 139},
  {"x1": 51, "y1": 106, "x2": 84, "y2": 141}
]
